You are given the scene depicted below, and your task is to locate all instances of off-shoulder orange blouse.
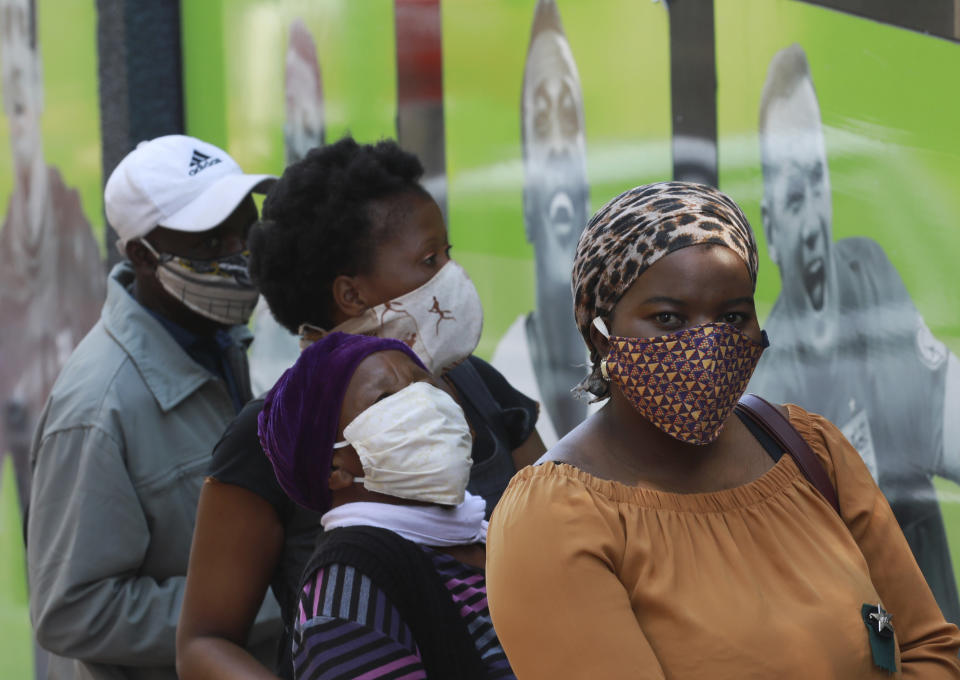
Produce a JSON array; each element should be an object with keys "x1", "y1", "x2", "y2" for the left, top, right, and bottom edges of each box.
[{"x1": 486, "y1": 405, "x2": 960, "y2": 679}]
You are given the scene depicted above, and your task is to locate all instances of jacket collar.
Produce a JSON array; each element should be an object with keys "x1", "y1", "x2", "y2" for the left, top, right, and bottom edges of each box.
[{"x1": 102, "y1": 262, "x2": 253, "y2": 412}]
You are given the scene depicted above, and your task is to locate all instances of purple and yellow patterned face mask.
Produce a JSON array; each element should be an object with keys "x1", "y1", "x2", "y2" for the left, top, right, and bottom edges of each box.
[
  {"x1": 572, "y1": 182, "x2": 760, "y2": 401},
  {"x1": 601, "y1": 322, "x2": 769, "y2": 445}
]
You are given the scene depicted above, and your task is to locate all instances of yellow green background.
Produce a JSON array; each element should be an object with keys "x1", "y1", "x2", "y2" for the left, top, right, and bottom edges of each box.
[{"x1": 2, "y1": 1, "x2": 960, "y2": 677}]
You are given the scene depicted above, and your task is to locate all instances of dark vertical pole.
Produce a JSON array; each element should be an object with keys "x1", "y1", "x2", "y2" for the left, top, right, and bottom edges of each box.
[
  {"x1": 394, "y1": 0, "x2": 448, "y2": 220},
  {"x1": 667, "y1": 0, "x2": 718, "y2": 187},
  {"x1": 96, "y1": 0, "x2": 184, "y2": 266}
]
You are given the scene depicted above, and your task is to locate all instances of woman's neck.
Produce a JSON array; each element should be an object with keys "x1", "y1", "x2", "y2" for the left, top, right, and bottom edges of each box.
[{"x1": 557, "y1": 395, "x2": 770, "y2": 494}]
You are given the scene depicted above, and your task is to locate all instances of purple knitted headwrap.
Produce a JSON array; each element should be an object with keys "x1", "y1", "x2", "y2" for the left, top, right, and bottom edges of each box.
[{"x1": 258, "y1": 331, "x2": 425, "y2": 513}]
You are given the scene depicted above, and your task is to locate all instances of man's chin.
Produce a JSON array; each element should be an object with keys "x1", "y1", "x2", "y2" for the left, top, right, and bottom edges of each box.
[
  {"x1": 539, "y1": 206, "x2": 589, "y2": 250},
  {"x1": 11, "y1": 128, "x2": 40, "y2": 162}
]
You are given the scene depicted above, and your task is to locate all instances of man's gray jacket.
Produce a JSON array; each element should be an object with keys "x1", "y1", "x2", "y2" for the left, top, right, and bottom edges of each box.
[{"x1": 27, "y1": 263, "x2": 280, "y2": 679}]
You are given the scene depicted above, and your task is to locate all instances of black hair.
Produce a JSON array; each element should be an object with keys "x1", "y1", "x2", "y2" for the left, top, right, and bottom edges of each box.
[{"x1": 249, "y1": 136, "x2": 428, "y2": 333}]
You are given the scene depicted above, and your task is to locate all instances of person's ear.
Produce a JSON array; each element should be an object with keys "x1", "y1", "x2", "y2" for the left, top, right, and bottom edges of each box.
[
  {"x1": 126, "y1": 239, "x2": 157, "y2": 274},
  {"x1": 328, "y1": 450, "x2": 361, "y2": 490},
  {"x1": 331, "y1": 274, "x2": 368, "y2": 319},
  {"x1": 328, "y1": 466, "x2": 356, "y2": 491},
  {"x1": 761, "y1": 197, "x2": 778, "y2": 266}
]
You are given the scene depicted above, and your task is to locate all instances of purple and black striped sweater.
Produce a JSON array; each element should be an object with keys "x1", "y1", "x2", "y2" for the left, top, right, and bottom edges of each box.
[{"x1": 294, "y1": 546, "x2": 516, "y2": 680}]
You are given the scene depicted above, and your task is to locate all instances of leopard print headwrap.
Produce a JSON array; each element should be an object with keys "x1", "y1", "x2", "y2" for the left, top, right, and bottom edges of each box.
[{"x1": 572, "y1": 181, "x2": 758, "y2": 398}]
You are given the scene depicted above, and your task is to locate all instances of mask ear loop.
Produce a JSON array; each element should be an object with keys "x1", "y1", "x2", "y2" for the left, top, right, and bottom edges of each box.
[
  {"x1": 592, "y1": 317, "x2": 612, "y2": 381},
  {"x1": 137, "y1": 238, "x2": 170, "y2": 261},
  {"x1": 592, "y1": 316, "x2": 610, "y2": 339}
]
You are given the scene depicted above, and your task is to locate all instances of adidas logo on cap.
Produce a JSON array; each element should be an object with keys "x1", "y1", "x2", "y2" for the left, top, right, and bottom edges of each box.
[{"x1": 188, "y1": 149, "x2": 222, "y2": 176}]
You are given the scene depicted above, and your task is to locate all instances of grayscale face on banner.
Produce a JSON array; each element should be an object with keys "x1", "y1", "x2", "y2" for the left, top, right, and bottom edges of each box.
[
  {"x1": 510, "y1": 0, "x2": 591, "y2": 443},
  {"x1": 750, "y1": 43, "x2": 960, "y2": 627},
  {"x1": 284, "y1": 19, "x2": 324, "y2": 165},
  {"x1": 1, "y1": 0, "x2": 42, "y2": 167},
  {"x1": 761, "y1": 72, "x2": 834, "y2": 337},
  {"x1": 522, "y1": 25, "x2": 588, "y2": 292},
  {"x1": 0, "y1": 0, "x2": 105, "y2": 523},
  {"x1": 248, "y1": 18, "x2": 327, "y2": 397}
]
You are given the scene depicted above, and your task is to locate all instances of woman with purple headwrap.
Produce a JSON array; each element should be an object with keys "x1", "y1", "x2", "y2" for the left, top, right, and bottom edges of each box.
[
  {"x1": 177, "y1": 138, "x2": 543, "y2": 680},
  {"x1": 485, "y1": 182, "x2": 960, "y2": 678},
  {"x1": 258, "y1": 332, "x2": 515, "y2": 680}
]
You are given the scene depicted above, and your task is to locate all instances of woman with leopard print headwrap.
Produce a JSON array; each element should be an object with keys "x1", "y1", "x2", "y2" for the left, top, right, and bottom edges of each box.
[{"x1": 485, "y1": 181, "x2": 960, "y2": 679}]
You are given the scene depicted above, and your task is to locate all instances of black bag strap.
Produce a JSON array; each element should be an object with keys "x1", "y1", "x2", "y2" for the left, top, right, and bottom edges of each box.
[
  {"x1": 736, "y1": 394, "x2": 842, "y2": 514},
  {"x1": 445, "y1": 358, "x2": 511, "y2": 444}
]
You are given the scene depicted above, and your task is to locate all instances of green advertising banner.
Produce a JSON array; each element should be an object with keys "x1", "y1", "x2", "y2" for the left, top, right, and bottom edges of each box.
[
  {"x1": 0, "y1": 0, "x2": 102, "y2": 677},
  {"x1": 716, "y1": 0, "x2": 960, "y2": 621},
  {"x1": 4, "y1": 0, "x2": 960, "y2": 676},
  {"x1": 717, "y1": 1, "x2": 960, "y2": 345},
  {"x1": 179, "y1": 0, "x2": 960, "y2": 637}
]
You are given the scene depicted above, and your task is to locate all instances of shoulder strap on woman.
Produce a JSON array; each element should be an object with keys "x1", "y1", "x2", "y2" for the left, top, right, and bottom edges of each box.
[
  {"x1": 736, "y1": 394, "x2": 842, "y2": 514},
  {"x1": 300, "y1": 526, "x2": 486, "y2": 680},
  {"x1": 446, "y1": 358, "x2": 511, "y2": 441}
]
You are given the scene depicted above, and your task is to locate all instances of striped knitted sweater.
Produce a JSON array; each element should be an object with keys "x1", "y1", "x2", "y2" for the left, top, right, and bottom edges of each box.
[{"x1": 294, "y1": 547, "x2": 515, "y2": 680}]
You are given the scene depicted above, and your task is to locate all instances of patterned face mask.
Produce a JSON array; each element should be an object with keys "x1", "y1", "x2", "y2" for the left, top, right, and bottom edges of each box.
[
  {"x1": 140, "y1": 239, "x2": 260, "y2": 326},
  {"x1": 600, "y1": 321, "x2": 769, "y2": 445}
]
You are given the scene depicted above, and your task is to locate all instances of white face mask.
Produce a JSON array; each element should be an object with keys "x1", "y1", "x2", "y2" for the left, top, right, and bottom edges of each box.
[
  {"x1": 329, "y1": 260, "x2": 483, "y2": 374},
  {"x1": 140, "y1": 239, "x2": 260, "y2": 326},
  {"x1": 333, "y1": 381, "x2": 473, "y2": 506}
]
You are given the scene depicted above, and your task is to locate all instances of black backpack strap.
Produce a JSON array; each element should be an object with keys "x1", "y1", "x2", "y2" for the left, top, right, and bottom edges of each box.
[
  {"x1": 734, "y1": 409, "x2": 783, "y2": 463},
  {"x1": 736, "y1": 394, "x2": 842, "y2": 514},
  {"x1": 446, "y1": 359, "x2": 518, "y2": 514},
  {"x1": 445, "y1": 358, "x2": 511, "y2": 443},
  {"x1": 299, "y1": 526, "x2": 486, "y2": 680}
]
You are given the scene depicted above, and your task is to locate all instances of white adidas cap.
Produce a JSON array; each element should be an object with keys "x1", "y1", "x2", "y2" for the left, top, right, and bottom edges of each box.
[{"x1": 105, "y1": 134, "x2": 276, "y2": 245}]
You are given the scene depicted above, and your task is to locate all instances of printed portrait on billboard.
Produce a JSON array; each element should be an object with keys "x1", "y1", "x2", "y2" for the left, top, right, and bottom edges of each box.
[
  {"x1": 249, "y1": 18, "x2": 324, "y2": 396},
  {"x1": 283, "y1": 18, "x2": 324, "y2": 166},
  {"x1": 491, "y1": 0, "x2": 590, "y2": 447},
  {"x1": 0, "y1": 0, "x2": 103, "y2": 511},
  {"x1": 748, "y1": 44, "x2": 960, "y2": 623}
]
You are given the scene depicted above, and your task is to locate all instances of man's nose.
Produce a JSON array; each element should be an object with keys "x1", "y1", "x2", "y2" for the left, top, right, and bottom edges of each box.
[
  {"x1": 545, "y1": 109, "x2": 568, "y2": 153},
  {"x1": 802, "y1": 222, "x2": 820, "y2": 251},
  {"x1": 799, "y1": 192, "x2": 820, "y2": 250}
]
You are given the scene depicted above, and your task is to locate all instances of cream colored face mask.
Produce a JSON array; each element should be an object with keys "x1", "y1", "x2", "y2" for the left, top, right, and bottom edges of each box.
[
  {"x1": 301, "y1": 260, "x2": 483, "y2": 374},
  {"x1": 333, "y1": 381, "x2": 474, "y2": 505}
]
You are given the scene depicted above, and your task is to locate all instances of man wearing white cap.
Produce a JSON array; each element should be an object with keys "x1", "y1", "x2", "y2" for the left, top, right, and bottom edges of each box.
[{"x1": 26, "y1": 135, "x2": 280, "y2": 680}]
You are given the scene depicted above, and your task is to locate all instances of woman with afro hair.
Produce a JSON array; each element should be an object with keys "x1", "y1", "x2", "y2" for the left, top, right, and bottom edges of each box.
[{"x1": 176, "y1": 137, "x2": 545, "y2": 680}]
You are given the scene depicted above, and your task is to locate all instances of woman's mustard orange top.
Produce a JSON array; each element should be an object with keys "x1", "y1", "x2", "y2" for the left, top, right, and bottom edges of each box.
[{"x1": 486, "y1": 406, "x2": 960, "y2": 679}]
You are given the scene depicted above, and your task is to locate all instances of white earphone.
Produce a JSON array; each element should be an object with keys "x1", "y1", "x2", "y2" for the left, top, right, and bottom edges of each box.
[{"x1": 592, "y1": 316, "x2": 610, "y2": 339}]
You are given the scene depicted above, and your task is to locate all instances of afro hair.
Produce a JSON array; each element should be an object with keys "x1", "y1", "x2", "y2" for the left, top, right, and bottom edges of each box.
[{"x1": 249, "y1": 136, "x2": 428, "y2": 333}]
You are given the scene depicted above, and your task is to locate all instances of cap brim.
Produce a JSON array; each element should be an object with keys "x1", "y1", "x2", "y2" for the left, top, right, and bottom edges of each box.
[{"x1": 159, "y1": 173, "x2": 277, "y2": 233}]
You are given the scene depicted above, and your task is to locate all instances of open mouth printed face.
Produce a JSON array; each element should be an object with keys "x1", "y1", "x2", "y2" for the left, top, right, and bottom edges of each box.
[
  {"x1": 522, "y1": 27, "x2": 589, "y2": 259},
  {"x1": 802, "y1": 239, "x2": 826, "y2": 311},
  {"x1": 763, "y1": 79, "x2": 833, "y2": 315}
]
